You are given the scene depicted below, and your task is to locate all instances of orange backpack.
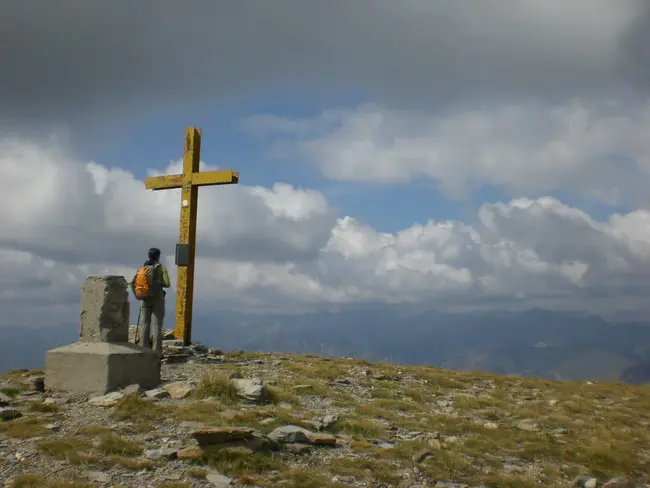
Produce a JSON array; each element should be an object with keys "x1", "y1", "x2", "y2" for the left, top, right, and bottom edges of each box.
[{"x1": 133, "y1": 264, "x2": 160, "y2": 300}]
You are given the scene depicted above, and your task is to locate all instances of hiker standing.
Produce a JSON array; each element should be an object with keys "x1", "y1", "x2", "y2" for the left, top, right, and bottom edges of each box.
[{"x1": 130, "y1": 247, "x2": 171, "y2": 355}]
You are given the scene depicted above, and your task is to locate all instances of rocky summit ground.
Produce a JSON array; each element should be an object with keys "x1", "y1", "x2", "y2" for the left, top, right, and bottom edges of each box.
[{"x1": 1, "y1": 330, "x2": 650, "y2": 488}]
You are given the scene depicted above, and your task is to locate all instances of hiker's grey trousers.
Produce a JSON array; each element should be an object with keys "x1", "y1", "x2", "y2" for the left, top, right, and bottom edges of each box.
[{"x1": 138, "y1": 296, "x2": 165, "y2": 354}]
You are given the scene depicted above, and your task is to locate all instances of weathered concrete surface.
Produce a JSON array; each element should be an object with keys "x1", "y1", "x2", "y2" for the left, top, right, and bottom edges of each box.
[
  {"x1": 79, "y1": 275, "x2": 130, "y2": 343},
  {"x1": 44, "y1": 342, "x2": 161, "y2": 396}
]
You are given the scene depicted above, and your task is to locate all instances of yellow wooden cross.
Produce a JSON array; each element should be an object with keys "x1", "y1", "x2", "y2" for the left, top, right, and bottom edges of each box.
[{"x1": 144, "y1": 127, "x2": 239, "y2": 345}]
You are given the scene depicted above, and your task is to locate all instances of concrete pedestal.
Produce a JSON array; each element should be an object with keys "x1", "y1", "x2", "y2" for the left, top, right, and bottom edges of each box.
[{"x1": 45, "y1": 342, "x2": 161, "y2": 396}]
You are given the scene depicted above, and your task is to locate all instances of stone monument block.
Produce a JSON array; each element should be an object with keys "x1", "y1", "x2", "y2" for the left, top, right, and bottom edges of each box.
[
  {"x1": 45, "y1": 275, "x2": 160, "y2": 396},
  {"x1": 79, "y1": 275, "x2": 130, "y2": 343},
  {"x1": 45, "y1": 342, "x2": 160, "y2": 396}
]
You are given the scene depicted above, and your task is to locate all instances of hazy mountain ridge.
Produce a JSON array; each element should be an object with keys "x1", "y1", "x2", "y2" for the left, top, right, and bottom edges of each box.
[
  {"x1": 2, "y1": 309, "x2": 650, "y2": 383},
  {"x1": 193, "y1": 308, "x2": 650, "y2": 383}
]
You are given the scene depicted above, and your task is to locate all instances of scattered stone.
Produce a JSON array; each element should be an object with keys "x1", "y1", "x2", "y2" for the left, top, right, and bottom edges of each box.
[
  {"x1": 176, "y1": 446, "x2": 205, "y2": 460},
  {"x1": 206, "y1": 471, "x2": 233, "y2": 487},
  {"x1": 503, "y1": 463, "x2": 524, "y2": 473},
  {"x1": 129, "y1": 326, "x2": 225, "y2": 364},
  {"x1": 0, "y1": 408, "x2": 22, "y2": 420},
  {"x1": 329, "y1": 378, "x2": 352, "y2": 387},
  {"x1": 26, "y1": 376, "x2": 45, "y2": 392},
  {"x1": 442, "y1": 435, "x2": 459, "y2": 445},
  {"x1": 572, "y1": 477, "x2": 599, "y2": 488},
  {"x1": 2, "y1": 308, "x2": 646, "y2": 487},
  {"x1": 232, "y1": 377, "x2": 267, "y2": 402},
  {"x1": 88, "y1": 391, "x2": 124, "y2": 407},
  {"x1": 162, "y1": 329, "x2": 176, "y2": 340},
  {"x1": 121, "y1": 383, "x2": 144, "y2": 396},
  {"x1": 144, "y1": 387, "x2": 169, "y2": 400},
  {"x1": 144, "y1": 447, "x2": 178, "y2": 460},
  {"x1": 85, "y1": 470, "x2": 110, "y2": 483},
  {"x1": 285, "y1": 443, "x2": 313, "y2": 454},
  {"x1": 516, "y1": 419, "x2": 539, "y2": 432},
  {"x1": 17, "y1": 391, "x2": 41, "y2": 401},
  {"x1": 311, "y1": 413, "x2": 339, "y2": 431},
  {"x1": 427, "y1": 438, "x2": 442, "y2": 450},
  {"x1": 192, "y1": 426, "x2": 255, "y2": 446},
  {"x1": 375, "y1": 441, "x2": 395, "y2": 449},
  {"x1": 602, "y1": 478, "x2": 637, "y2": 488},
  {"x1": 180, "y1": 420, "x2": 206, "y2": 429},
  {"x1": 0, "y1": 392, "x2": 11, "y2": 406},
  {"x1": 268, "y1": 425, "x2": 337, "y2": 445},
  {"x1": 412, "y1": 449, "x2": 433, "y2": 463},
  {"x1": 164, "y1": 381, "x2": 195, "y2": 399}
]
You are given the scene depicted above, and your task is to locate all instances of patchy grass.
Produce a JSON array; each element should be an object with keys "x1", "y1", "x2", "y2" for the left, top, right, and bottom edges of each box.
[
  {"x1": 200, "y1": 447, "x2": 288, "y2": 477},
  {"x1": 7, "y1": 351, "x2": 650, "y2": 487},
  {"x1": 111, "y1": 395, "x2": 168, "y2": 422},
  {"x1": 283, "y1": 358, "x2": 349, "y2": 381},
  {"x1": 372, "y1": 397, "x2": 425, "y2": 413},
  {"x1": 36, "y1": 436, "x2": 96, "y2": 465},
  {"x1": 262, "y1": 468, "x2": 351, "y2": 488},
  {"x1": 0, "y1": 417, "x2": 50, "y2": 438},
  {"x1": 265, "y1": 384, "x2": 297, "y2": 404},
  {"x1": 331, "y1": 416, "x2": 388, "y2": 439},
  {"x1": 1, "y1": 368, "x2": 42, "y2": 381},
  {"x1": 193, "y1": 371, "x2": 240, "y2": 404},
  {"x1": 41, "y1": 482, "x2": 92, "y2": 488},
  {"x1": 1, "y1": 385, "x2": 27, "y2": 397},
  {"x1": 10, "y1": 474, "x2": 94, "y2": 488},
  {"x1": 173, "y1": 400, "x2": 227, "y2": 422},
  {"x1": 110, "y1": 456, "x2": 156, "y2": 470},
  {"x1": 223, "y1": 350, "x2": 265, "y2": 361},
  {"x1": 26, "y1": 400, "x2": 59, "y2": 413},
  {"x1": 327, "y1": 457, "x2": 402, "y2": 485},
  {"x1": 249, "y1": 352, "x2": 650, "y2": 485},
  {"x1": 10, "y1": 473, "x2": 43, "y2": 488},
  {"x1": 186, "y1": 467, "x2": 208, "y2": 478},
  {"x1": 73, "y1": 425, "x2": 115, "y2": 436},
  {"x1": 96, "y1": 432, "x2": 144, "y2": 456},
  {"x1": 131, "y1": 421, "x2": 156, "y2": 433},
  {"x1": 36, "y1": 433, "x2": 150, "y2": 472}
]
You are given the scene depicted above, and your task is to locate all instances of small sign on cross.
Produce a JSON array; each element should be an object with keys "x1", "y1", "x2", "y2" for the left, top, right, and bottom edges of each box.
[{"x1": 144, "y1": 127, "x2": 239, "y2": 345}]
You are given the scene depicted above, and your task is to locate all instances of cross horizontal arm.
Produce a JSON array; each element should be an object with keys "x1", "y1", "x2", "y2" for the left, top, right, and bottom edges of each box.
[
  {"x1": 145, "y1": 170, "x2": 239, "y2": 191},
  {"x1": 145, "y1": 174, "x2": 183, "y2": 190},
  {"x1": 191, "y1": 169, "x2": 239, "y2": 187}
]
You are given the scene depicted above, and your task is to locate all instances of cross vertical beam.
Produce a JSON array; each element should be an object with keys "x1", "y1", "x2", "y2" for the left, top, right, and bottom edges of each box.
[
  {"x1": 176, "y1": 127, "x2": 201, "y2": 344},
  {"x1": 144, "y1": 126, "x2": 240, "y2": 346}
]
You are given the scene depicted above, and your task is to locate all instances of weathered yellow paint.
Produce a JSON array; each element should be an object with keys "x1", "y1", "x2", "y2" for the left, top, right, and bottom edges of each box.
[
  {"x1": 191, "y1": 169, "x2": 239, "y2": 187},
  {"x1": 145, "y1": 174, "x2": 184, "y2": 190},
  {"x1": 144, "y1": 126, "x2": 240, "y2": 345}
]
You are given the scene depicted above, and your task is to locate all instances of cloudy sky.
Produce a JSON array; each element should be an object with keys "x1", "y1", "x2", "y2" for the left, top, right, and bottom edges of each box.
[{"x1": 2, "y1": 0, "x2": 650, "y2": 329}]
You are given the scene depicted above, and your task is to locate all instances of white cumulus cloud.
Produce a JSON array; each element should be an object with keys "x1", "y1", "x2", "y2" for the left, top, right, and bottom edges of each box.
[
  {"x1": 246, "y1": 99, "x2": 650, "y2": 206},
  {"x1": 2, "y1": 134, "x2": 650, "y2": 328}
]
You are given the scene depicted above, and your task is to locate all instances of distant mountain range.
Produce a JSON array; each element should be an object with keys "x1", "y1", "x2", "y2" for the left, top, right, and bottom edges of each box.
[{"x1": 2, "y1": 308, "x2": 650, "y2": 384}]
